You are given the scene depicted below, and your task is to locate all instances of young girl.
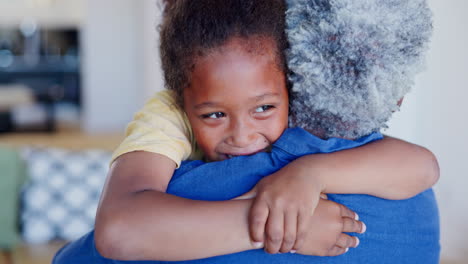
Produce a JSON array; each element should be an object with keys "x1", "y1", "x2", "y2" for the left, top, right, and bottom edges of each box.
[{"x1": 54, "y1": 0, "x2": 438, "y2": 263}]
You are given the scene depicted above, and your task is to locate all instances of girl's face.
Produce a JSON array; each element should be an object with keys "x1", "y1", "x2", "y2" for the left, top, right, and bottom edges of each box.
[{"x1": 183, "y1": 37, "x2": 289, "y2": 162}]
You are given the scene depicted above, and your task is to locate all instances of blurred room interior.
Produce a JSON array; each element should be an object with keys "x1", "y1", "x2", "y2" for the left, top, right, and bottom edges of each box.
[{"x1": 0, "y1": 0, "x2": 467, "y2": 264}]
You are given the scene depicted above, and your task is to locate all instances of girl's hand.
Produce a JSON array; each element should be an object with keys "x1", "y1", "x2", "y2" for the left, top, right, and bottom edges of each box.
[
  {"x1": 235, "y1": 186, "x2": 363, "y2": 255},
  {"x1": 296, "y1": 198, "x2": 365, "y2": 256},
  {"x1": 246, "y1": 160, "x2": 324, "y2": 254}
]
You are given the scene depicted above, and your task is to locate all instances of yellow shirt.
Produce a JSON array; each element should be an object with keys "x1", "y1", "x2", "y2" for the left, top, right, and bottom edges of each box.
[{"x1": 111, "y1": 90, "x2": 200, "y2": 167}]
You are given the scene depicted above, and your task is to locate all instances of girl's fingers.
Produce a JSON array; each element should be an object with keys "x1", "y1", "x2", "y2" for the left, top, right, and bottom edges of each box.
[
  {"x1": 249, "y1": 200, "x2": 269, "y2": 244},
  {"x1": 265, "y1": 209, "x2": 284, "y2": 254},
  {"x1": 326, "y1": 245, "x2": 349, "y2": 256},
  {"x1": 341, "y1": 217, "x2": 366, "y2": 234},
  {"x1": 279, "y1": 210, "x2": 297, "y2": 253},
  {"x1": 292, "y1": 209, "x2": 308, "y2": 252},
  {"x1": 338, "y1": 203, "x2": 358, "y2": 220},
  {"x1": 335, "y1": 233, "x2": 359, "y2": 250}
]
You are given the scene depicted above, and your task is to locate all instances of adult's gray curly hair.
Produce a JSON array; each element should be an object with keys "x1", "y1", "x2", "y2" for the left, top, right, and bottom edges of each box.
[{"x1": 286, "y1": 0, "x2": 433, "y2": 139}]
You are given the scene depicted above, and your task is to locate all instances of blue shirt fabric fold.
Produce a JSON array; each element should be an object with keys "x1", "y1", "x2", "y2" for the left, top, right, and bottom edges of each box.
[{"x1": 53, "y1": 128, "x2": 440, "y2": 264}]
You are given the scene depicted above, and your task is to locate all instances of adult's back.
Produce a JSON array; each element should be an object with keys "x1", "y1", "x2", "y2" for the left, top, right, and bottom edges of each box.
[{"x1": 53, "y1": 128, "x2": 440, "y2": 263}]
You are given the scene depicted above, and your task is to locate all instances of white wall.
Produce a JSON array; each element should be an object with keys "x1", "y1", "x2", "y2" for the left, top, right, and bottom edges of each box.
[
  {"x1": 141, "y1": 0, "x2": 165, "y2": 98},
  {"x1": 386, "y1": 0, "x2": 468, "y2": 261},
  {"x1": 81, "y1": 0, "x2": 164, "y2": 133},
  {"x1": 82, "y1": 0, "x2": 144, "y2": 133}
]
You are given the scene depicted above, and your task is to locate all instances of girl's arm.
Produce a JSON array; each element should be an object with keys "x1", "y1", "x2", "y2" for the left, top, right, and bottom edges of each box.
[
  {"x1": 295, "y1": 135, "x2": 439, "y2": 199},
  {"x1": 247, "y1": 135, "x2": 439, "y2": 254},
  {"x1": 95, "y1": 152, "x2": 255, "y2": 260},
  {"x1": 94, "y1": 151, "x2": 361, "y2": 261}
]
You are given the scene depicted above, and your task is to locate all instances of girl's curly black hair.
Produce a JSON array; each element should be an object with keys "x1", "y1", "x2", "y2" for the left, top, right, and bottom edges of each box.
[{"x1": 159, "y1": 0, "x2": 289, "y2": 107}]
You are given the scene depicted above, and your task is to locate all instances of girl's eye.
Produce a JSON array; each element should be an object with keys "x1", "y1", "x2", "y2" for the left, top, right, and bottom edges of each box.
[
  {"x1": 255, "y1": 105, "x2": 275, "y2": 113},
  {"x1": 201, "y1": 112, "x2": 225, "y2": 119}
]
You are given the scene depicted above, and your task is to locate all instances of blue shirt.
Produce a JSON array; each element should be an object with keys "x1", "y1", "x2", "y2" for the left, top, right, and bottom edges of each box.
[{"x1": 53, "y1": 128, "x2": 440, "y2": 264}]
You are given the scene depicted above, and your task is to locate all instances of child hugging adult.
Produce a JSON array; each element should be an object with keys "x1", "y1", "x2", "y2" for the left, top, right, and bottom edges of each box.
[{"x1": 54, "y1": 0, "x2": 439, "y2": 263}]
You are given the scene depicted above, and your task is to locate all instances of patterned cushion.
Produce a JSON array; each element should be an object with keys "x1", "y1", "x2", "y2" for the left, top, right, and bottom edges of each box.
[{"x1": 20, "y1": 147, "x2": 111, "y2": 243}]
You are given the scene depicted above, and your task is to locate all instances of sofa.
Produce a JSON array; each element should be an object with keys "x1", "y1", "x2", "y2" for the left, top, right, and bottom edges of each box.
[{"x1": 0, "y1": 145, "x2": 111, "y2": 264}]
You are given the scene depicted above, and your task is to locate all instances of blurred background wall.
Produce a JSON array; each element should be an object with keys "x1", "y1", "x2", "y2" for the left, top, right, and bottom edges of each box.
[
  {"x1": 82, "y1": 0, "x2": 165, "y2": 132},
  {"x1": 0, "y1": 0, "x2": 467, "y2": 262}
]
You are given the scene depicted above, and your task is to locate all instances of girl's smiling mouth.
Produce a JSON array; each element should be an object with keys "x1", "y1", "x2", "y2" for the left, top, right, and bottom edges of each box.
[{"x1": 220, "y1": 147, "x2": 270, "y2": 160}]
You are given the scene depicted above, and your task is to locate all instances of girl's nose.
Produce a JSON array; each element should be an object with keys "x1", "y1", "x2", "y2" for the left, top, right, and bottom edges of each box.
[{"x1": 225, "y1": 118, "x2": 257, "y2": 148}]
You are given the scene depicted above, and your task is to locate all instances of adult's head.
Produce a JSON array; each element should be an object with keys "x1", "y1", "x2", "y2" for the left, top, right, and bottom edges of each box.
[{"x1": 286, "y1": 0, "x2": 433, "y2": 139}]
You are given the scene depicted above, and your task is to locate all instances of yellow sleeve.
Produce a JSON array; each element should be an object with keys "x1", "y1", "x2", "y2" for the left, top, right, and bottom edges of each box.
[{"x1": 110, "y1": 90, "x2": 200, "y2": 168}]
